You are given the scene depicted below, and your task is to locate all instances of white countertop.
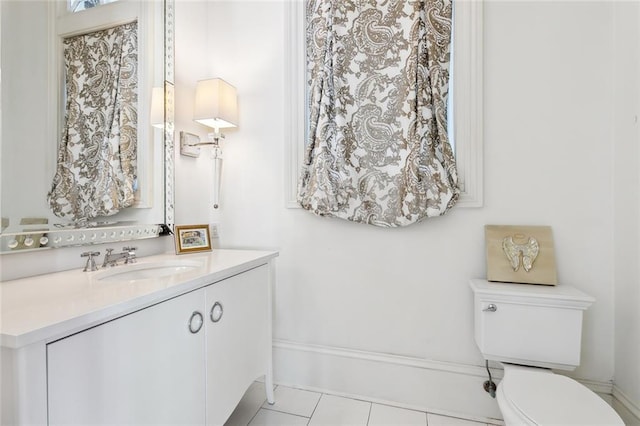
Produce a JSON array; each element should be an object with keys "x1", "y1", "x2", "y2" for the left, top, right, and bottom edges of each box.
[{"x1": 0, "y1": 249, "x2": 278, "y2": 349}]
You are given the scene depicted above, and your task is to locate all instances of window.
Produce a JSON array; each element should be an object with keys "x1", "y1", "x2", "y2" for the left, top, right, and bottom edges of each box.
[
  {"x1": 284, "y1": 0, "x2": 483, "y2": 208},
  {"x1": 68, "y1": 0, "x2": 118, "y2": 13}
]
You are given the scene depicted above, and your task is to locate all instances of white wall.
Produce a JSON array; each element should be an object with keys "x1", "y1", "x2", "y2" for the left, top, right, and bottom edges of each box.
[
  {"x1": 173, "y1": 0, "x2": 636, "y2": 420},
  {"x1": 613, "y1": 1, "x2": 640, "y2": 421}
]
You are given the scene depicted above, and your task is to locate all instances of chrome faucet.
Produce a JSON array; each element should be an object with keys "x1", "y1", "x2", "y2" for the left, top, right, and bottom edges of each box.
[{"x1": 102, "y1": 247, "x2": 137, "y2": 268}]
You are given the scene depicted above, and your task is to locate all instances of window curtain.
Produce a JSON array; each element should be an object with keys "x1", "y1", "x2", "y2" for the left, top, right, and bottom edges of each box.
[
  {"x1": 48, "y1": 21, "x2": 138, "y2": 221},
  {"x1": 298, "y1": 0, "x2": 458, "y2": 227}
]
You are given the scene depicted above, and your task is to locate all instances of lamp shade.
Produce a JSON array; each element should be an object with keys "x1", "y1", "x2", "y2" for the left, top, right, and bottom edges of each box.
[
  {"x1": 193, "y1": 78, "x2": 238, "y2": 129},
  {"x1": 150, "y1": 86, "x2": 165, "y2": 129}
]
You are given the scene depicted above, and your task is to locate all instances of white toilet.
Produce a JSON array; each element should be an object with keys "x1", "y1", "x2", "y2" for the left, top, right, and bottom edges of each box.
[{"x1": 470, "y1": 279, "x2": 624, "y2": 425}]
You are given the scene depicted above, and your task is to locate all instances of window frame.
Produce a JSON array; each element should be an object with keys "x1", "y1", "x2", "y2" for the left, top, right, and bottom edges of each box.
[{"x1": 284, "y1": 0, "x2": 483, "y2": 208}]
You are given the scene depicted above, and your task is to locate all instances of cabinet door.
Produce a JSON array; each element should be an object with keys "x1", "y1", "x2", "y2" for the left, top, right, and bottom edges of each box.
[
  {"x1": 47, "y1": 289, "x2": 206, "y2": 426},
  {"x1": 205, "y1": 265, "x2": 270, "y2": 425}
]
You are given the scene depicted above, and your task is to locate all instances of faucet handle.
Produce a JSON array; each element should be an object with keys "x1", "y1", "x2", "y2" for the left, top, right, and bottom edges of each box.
[
  {"x1": 123, "y1": 246, "x2": 137, "y2": 264},
  {"x1": 81, "y1": 251, "x2": 101, "y2": 272},
  {"x1": 81, "y1": 251, "x2": 101, "y2": 258}
]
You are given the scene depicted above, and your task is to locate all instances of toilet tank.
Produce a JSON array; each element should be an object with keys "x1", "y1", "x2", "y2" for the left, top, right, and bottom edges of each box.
[{"x1": 469, "y1": 279, "x2": 595, "y2": 371}]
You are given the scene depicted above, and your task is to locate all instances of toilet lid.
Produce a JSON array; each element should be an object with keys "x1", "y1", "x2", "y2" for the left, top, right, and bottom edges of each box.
[{"x1": 501, "y1": 370, "x2": 623, "y2": 425}]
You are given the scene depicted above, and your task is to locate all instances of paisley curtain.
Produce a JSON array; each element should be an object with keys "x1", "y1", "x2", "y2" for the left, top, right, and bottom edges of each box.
[
  {"x1": 298, "y1": 0, "x2": 458, "y2": 227},
  {"x1": 48, "y1": 21, "x2": 138, "y2": 221}
]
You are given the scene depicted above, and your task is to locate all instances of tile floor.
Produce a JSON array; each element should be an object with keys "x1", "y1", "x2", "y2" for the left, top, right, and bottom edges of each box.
[{"x1": 224, "y1": 382, "x2": 499, "y2": 426}]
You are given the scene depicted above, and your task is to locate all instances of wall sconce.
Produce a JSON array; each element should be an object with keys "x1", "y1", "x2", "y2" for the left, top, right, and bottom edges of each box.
[{"x1": 181, "y1": 78, "x2": 238, "y2": 209}]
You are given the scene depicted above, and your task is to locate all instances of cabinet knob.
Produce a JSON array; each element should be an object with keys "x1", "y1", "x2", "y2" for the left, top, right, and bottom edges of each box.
[
  {"x1": 188, "y1": 311, "x2": 204, "y2": 334},
  {"x1": 483, "y1": 303, "x2": 498, "y2": 312},
  {"x1": 210, "y1": 302, "x2": 223, "y2": 323}
]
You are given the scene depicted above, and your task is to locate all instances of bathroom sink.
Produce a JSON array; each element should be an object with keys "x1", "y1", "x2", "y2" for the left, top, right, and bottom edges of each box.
[{"x1": 95, "y1": 260, "x2": 203, "y2": 282}]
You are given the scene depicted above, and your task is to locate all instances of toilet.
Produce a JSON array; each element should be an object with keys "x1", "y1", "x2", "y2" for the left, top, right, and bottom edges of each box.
[{"x1": 470, "y1": 279, "x2": 624, "y2": 426}]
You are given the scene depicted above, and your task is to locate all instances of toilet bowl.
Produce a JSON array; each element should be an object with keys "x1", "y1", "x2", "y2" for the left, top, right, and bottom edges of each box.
[
  {"x1": 496, "y1": 364, "x2": 623, "y2": 426},
  {"x1": 469, "y1": 279, "x2": 623, "y2": 425}
]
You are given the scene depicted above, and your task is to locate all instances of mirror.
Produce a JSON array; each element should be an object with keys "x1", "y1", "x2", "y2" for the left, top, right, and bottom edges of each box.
[{"x1": 0, "y1": 0, "x2": 174, "y2": 253}]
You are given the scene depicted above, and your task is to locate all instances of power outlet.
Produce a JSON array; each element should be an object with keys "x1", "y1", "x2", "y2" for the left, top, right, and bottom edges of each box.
[{"x1": 210, "y1": 223, "x2": 220, "y2": 239}]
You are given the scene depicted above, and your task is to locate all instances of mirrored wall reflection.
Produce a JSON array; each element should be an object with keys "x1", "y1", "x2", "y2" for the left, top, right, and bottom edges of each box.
[
  {"x1": 0, "y1": 0, "x2": 175, "y2": 253},
  {"x1": 49, "y1": 21, "x2": 140, "y2": 222},
  {"x1": 68, "y1": 0, "x2": 118, "y2": 13}
]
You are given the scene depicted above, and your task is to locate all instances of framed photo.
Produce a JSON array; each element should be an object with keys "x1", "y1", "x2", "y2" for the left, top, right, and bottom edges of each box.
[
  {"x1": 175, "y1": 224, "x2": 212, "y2": 254},
  {"x1": 485, "y1": 225, "x2": 558, "y2": 286}
]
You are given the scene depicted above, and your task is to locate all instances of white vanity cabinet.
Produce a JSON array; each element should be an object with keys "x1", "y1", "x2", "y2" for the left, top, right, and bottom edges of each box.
[
  {"x1": 1, "y1": 250, "x2": 276, "y2": 426},
  {"x1": 47, "y1": 287, "x2": 208, "y2": 425},
  {"x1": 47, "y1": 265, "x2": 270, "y2": 425},
  {"x1": 205, "y1": 265, "x2": 270, "y2": 425}
]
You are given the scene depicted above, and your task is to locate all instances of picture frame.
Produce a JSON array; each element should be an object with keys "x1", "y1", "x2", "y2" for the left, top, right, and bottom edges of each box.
[
  {"x1": 174, "y1": 224, "x2": 212, "y2": 254},
  {"x1": 485, "y1": 225, "x2": 558, "y2": 286}
]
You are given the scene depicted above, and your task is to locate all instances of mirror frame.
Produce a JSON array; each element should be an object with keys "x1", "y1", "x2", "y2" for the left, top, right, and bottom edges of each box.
[
  {"x1": 163, "y1": 0, "x2": 175, "y2": 232},
  {"x1": 0, "y1": 0, "x2": 174, "y2": 253}
]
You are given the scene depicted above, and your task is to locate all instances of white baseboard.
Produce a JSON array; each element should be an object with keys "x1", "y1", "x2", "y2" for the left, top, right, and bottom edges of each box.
[
  {"x1": 273, "y1": 339, "x2": 620, "y2": 424},
  {"x1": 273, "y1": 339, "x2": 504, "y2": 423},
  {"x1": 612, "y1": 385, "x2": 640, "y2": 425}
]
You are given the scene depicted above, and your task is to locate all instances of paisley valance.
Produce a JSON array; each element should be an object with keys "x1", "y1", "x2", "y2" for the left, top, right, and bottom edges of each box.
[
  {"x1": 298, "y1": 0, "x2": 458, "y2": 227},
  {"x1": 48, "y1": 21, "x2": 138, "y2": 221}
]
